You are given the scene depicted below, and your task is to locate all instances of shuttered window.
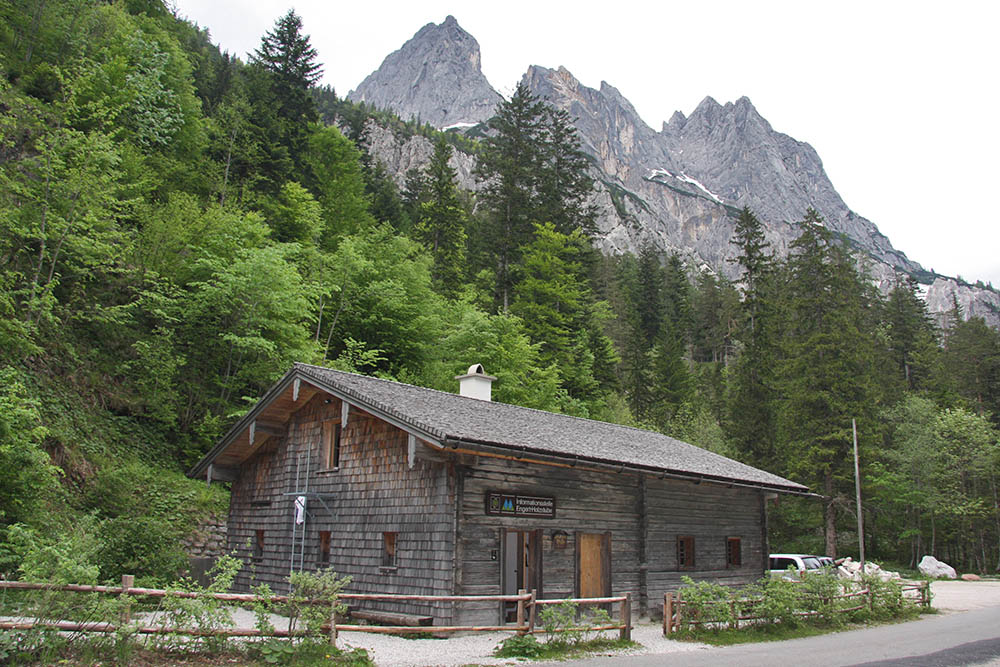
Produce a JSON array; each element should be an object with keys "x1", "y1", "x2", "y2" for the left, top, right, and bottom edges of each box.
[
  {"x1": 253, "y1": 530, "x2": 265, "y2": 562},
  {"x1": 677, "y1": 535, "x2": 695, "y2": 570},
  {"x1": 726, "y1": 537, "x2": 742, "y2": 567},
  {"x1": 319, "y1": 531, "x2": 331, "y2": 566},
  {"x1": 322, "y1": 420, "x2": 341, "y2": 469},
  {"x1": 382, "y1": 532, "x2": 397, "y2": 568}
]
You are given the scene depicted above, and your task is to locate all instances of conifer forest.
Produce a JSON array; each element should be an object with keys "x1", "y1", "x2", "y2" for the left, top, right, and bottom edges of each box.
[{"x1": 1, "y1": 1, "x2": 998, "y2": 584}]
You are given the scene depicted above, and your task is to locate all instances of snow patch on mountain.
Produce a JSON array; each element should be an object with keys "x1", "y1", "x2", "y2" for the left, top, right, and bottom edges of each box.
[{"x1": 646, "y1": 168, "x2": 723, "y2": 203}]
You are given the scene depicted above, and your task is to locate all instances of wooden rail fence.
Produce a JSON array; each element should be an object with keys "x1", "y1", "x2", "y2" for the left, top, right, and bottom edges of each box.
[
  {"x1": 0, "y1": 577, "x2": 631, "y2": 643},
  {"x1": 663, "y1": 580, "x2": 931, "y2": 635}
]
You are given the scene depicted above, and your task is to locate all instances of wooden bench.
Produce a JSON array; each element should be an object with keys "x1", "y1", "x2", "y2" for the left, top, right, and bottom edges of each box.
[{"x1": 349, "y1": 609, "x2": 433, "y2": 626}]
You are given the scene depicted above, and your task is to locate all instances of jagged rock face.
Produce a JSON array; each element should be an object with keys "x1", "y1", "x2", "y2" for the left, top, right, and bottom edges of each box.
[
  {"x1": 348, "y1": 16, "x2": 501, "y2": 129},
  {"x1": 525, "y1": 65, "x2": 919, "y2": 277},
  {"x1": 924, "y1": 277, "x2": 1000, "y2": 328},
  {"x1": 352, "y1": 18, "x2": 1000, "y2": 328},
  {"x1": 360, "y1": 120, "x2": 479, "y2": 192}
]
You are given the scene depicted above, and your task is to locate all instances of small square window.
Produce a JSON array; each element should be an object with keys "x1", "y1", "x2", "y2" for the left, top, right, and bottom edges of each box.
[
  {"x1": 677, "y1": 536, "x2": 695, "y2": 570},
  {"x1": 323, "y1": 421, "x2": 341, "y2": 469},
  {"x1": 726, "y1": 537, "x2": 742, "y2": 567},
  {"x1": 253, "y1": 529, "x2": 265, "y2": 562},
  {"x1": 319, "y1": 531, "x2": 331, "y2": 566},
  {"x1": 382, "y1": 532, "x2": 397, "y2": 568}
]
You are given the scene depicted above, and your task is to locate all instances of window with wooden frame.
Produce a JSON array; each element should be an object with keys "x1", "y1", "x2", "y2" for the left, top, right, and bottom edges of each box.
[
  {"x1": 253, "y1": 530, "x2": 265, "y2": 562},
  {"x1": 676, "y1": 535, "x2": 695, "y2": 570},
  {"x1": 382, "y1": 532, "x2": 397, "y2": 568},
  {"x1": 726, "y1": 537, "x2": 742, "y2": 567},
  {"x1": 318, "y1": 531, "x2": 331, "y2": 566},
  {"x1": 322, "y1": 420, "x2": 342, "y2": 470}
]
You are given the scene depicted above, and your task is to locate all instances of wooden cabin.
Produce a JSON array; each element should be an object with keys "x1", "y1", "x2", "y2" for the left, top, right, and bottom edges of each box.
[{"x1": 189, "y1": 363, "x2": 808, "y2": 624}]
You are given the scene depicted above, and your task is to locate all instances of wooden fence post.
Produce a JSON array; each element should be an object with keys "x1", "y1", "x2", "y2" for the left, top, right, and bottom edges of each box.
[
  {"x1": 923, "y1": 581, "x2": 931, "y2": 608},
  {"x1": 516, "y1": 589, "x2": 526, "y2": 634},
  {"x1": 528, "y1": 589, "x2": 537, "y2": 634},
  {"x1": 619, "y1": 593, "x2": 631, "y2": 641},
  {"x1": 120, "y1": 575, "x2": 134, "y2": 624},
  {"x1": 329, "y1": 600, "x2": 338, "y2": 647}
]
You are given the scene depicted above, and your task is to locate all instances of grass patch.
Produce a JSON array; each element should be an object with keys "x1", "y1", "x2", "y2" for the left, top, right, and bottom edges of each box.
[
  {"x1": 494, "y1": 634, "x2": 638, "y2": 660},
  {"x1": 671, "y1": 608, "x2": 925, "y2": 646}
]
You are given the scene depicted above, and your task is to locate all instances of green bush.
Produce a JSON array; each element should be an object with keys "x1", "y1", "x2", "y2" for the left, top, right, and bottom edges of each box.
[
  {"x1": 96, "y1": 515, "x2": 189, "y2": 584},
  {"x1": 494, "y1": 633, "x2": 545, "y2": 658},
  {"x1": 677, "y1": 576, "x2": 735, "y2": 630}
]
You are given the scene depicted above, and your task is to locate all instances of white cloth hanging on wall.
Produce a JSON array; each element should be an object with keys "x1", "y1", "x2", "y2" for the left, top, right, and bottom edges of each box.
[{"x1": 294, "y1": 495, "x2": 307, "y2": 525}]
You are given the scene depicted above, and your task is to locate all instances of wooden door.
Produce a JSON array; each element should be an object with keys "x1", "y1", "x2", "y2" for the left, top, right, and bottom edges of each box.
[{"x1": 576, "y1": 532, "x2": 611, "y2": 599}]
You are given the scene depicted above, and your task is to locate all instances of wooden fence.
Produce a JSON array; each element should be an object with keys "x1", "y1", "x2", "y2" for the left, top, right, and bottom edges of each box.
[
  {"x1": 663, "y1": 580, "x2": 930, "y2": 635},
  {"x1": 0, "y1": 577, "x2": 631, "y2": 643}
]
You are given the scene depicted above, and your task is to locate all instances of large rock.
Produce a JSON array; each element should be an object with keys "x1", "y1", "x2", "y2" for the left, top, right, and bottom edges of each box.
[
  {"x1": 918, "y1": 555, "x2": 957, "y2": 579},
  {"x1": 348, "y1": 16, "x2": 501, "y2": 129}
]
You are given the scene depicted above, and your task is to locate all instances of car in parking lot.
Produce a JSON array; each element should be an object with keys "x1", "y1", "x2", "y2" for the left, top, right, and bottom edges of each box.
[{"x1": 769, "y1": 553, "x2": 824, "y2": 578}]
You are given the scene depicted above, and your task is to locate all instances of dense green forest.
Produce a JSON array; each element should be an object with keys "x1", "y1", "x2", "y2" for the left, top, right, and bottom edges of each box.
[{"x1": 1, "y1": 0, "x2": 998, "y2": 585}]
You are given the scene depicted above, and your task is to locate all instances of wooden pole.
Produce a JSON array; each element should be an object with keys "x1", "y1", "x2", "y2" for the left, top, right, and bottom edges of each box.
[
  {"x1": 528, "y1": 589, "x2": 537, "y2": 634},
  {"x1": 663, "y1": 593, "x2": 671, "y2": 636},
  {"x1": 120, "y1": 575, "x2": 134, "y2": 625},
  {"x1": 853, "y1": 418, "x2": 865, "y2": 569},
  {"x1": 516, "y1": 589, "x2": 526, "y2": 633},
  {"x1": 329, "y1": 602, "x2": 338, "y2": 647},
  {"x1": 620, "y1": 593, "x2": 631, "y2": 641}
]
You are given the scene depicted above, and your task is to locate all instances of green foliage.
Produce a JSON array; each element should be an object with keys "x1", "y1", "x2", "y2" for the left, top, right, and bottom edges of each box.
[
  {"x1": 539, "y1": 599, "x2": 613, "y2": 646},
  {"x1": 0, "y1": 368, "x2": 58, "y2": 527},
  {"x1": 284, "y1": 568, "x2": 351, "y2": 638},
  {"x1": 495, "y1": 600, "x2": 628, "y2": 660},
  {"x1": 494, "y1": 633, "x2": 546, "y2": 657},
  {"x1": 676, "y1": 572, "x2": 920, "y2": 641},
  {"x1": 153, "y1": 553, "x2": 242, "y2": 653}
]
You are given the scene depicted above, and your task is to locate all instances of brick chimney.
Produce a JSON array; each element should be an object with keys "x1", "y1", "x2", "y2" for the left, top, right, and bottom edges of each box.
[{"x1": 455, "y1": 363, "x2": 496, "y2": 401}]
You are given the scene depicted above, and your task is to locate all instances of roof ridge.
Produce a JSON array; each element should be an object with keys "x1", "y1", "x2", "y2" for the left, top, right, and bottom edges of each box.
[{"x1": 293, "y1": 361, "x2": 694, "y2": 443}]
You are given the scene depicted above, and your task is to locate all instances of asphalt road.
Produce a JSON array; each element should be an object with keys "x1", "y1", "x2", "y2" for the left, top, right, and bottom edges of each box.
[{"x1": 556, "y1": 606, "x2": 1000, "y2": 667}]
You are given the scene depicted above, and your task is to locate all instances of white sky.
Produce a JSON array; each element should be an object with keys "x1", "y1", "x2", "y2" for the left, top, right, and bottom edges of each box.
[{"x1": 171, "y1": 0, "x2": 1000, "y2": 287}]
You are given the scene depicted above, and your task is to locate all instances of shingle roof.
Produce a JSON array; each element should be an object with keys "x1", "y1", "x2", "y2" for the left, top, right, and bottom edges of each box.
[{"x1": 293, "y1": 363, "x2": 807, "y2": 493}]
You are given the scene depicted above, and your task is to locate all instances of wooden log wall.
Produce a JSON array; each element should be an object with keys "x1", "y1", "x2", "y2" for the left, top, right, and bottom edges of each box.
[
  {"x1": 644, "y1": 477, "x2": 766, "y2": 601},
  {"x1": 455, "y1": 458, "x2": 768, "y2": 625},
  {"x1": 227, "y1": 394, "x2": 456, "y2": 623},
  {"x1": 455, "y1": 458, "x2": 642, "y2": 626}
]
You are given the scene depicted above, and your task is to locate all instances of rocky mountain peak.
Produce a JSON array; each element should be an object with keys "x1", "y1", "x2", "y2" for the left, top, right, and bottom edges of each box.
[
  {"x1": 350, "y1": 20, "x2": 998, "y2": 327},
  {"x1": 348, "y1": 16, "x2": 501, "y2": 128}
]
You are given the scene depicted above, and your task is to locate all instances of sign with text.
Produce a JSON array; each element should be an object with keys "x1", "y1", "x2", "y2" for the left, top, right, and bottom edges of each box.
[{"x1": 485, "y1": 492, "x2": 555, "y2": 518}]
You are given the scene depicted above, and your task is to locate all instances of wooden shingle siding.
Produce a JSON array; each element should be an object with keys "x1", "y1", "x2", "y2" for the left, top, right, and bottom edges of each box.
[{"x1": 229, "y1": 395, "x2": 456, "y2": 623}]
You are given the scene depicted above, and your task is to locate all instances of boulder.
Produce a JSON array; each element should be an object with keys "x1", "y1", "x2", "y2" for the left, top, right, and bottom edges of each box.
[
  {"x1": 961, "y1": 573, "x2": 982, "y2": 581},
  {"x1": 918, "y1": 555, "x2": 957, "y2": 579}
]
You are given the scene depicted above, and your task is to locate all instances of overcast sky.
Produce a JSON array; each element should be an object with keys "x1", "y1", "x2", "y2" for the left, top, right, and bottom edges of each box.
[{"x1": 171, "y1": 0, "x2": 1000, "y2": 287}]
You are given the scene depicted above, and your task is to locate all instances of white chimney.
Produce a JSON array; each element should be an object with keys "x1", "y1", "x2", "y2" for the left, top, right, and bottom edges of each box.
[{"x1": 455, "y1": 363, "x2": 496, "y2": 401}]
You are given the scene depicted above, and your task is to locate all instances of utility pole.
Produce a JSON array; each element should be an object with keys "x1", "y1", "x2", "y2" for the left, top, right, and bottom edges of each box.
[{"x1": 853, "y1": 418, "x2": 865, "y2": 569}]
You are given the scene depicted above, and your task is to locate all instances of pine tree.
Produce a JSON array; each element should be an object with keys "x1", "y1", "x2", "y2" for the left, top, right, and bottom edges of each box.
[
  {"x1": 251, "y1": 9, "x2": 322, "y2": 122},
  {"x1": 776, "y1": 208, "x2": 881, "y2": 556},
  {"x1": 250, "y1": 10, "x2": 322, "y2": 181},
  {"x1": 414, "y1": 137, "x2": 468, "y2": 298},
  {"x1": 472, "y1": 82, "x2": 595, "y2": 312},
  {"x1": 726, "y1": 206, "x2": 779, "y2": 467},
  {"x1": 884, "y1": 275, "x2": 937, "y2": 392}
]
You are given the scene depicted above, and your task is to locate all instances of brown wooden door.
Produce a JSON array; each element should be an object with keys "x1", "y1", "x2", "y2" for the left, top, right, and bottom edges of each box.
[{"x1": 576, "y1": 532, "x2": 611, "y2": 599}]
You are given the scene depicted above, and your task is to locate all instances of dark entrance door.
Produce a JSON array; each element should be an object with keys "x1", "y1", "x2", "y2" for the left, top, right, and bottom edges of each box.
[{"x1": 502, "y1": 528, "x2": 541, "y2": 622}]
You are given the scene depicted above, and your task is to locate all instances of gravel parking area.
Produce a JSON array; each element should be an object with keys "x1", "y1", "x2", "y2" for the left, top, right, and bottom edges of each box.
[{"x1": 929, "y1": 579, "x2": 1000, "y2": 613}]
